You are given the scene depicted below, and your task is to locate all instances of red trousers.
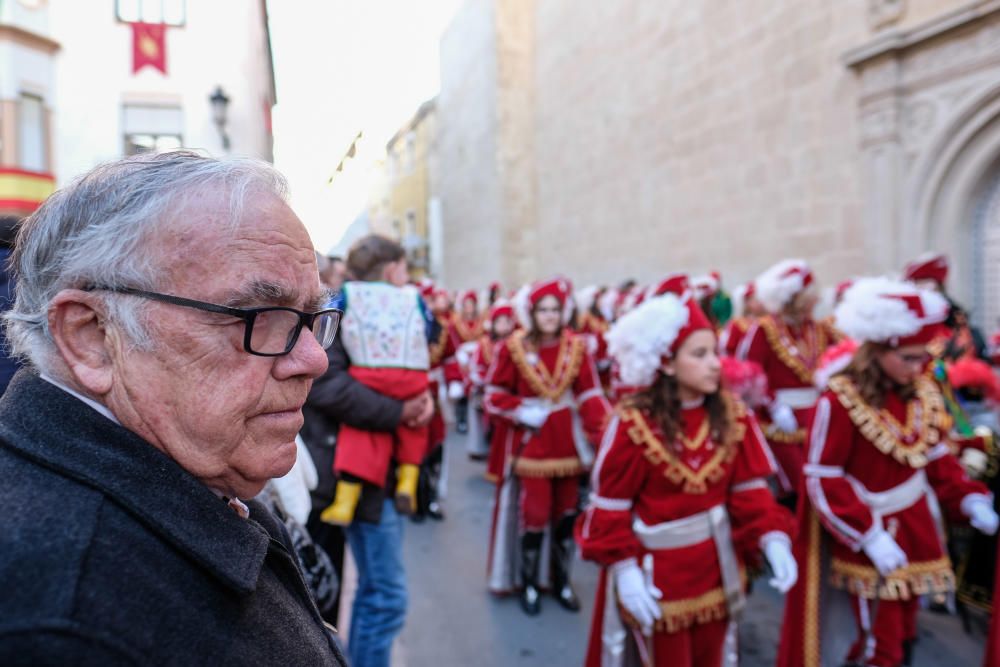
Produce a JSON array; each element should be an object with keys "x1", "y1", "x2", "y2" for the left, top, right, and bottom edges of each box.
[
  {"x1": 518, "y1": 475, "x2": 578, "y2": 531},
  {"x1": 847, "y1": 596, "x2": 919, "y2": 667},
  {"x1": 651, "y1": 618, "x2": 729, "y2": 666},
  {"x1": 334, "y1": 367, "x2": 428, "y2": 486}
]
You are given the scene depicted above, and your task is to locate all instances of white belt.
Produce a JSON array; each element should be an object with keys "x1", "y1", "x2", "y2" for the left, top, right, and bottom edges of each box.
[
  {"x1": 774, "y1": 388, "x2": 820, "y2": 409},
  {"x1": 850, "y1": 470, "x2": 928, "y2": 517},
  {"x1": 633, "y1": 505, "x2": 745, "y2": 619},
  {"x1": 633, "y1": 511, "x2": 713, "y2": 549},
  {"x1": 520, "y1": 393, "x2": 594, "y2": 468}
]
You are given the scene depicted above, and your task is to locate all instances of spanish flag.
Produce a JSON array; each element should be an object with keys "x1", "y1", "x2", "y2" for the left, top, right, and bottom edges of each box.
[{"x1": 132, "y1": 22, "x2": 167, "y2": 75}]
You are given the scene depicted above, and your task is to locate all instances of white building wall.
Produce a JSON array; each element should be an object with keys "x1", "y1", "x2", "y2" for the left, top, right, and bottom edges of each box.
[{"x1": 48, "y1": 0, "x2": 274, "y2": 184}]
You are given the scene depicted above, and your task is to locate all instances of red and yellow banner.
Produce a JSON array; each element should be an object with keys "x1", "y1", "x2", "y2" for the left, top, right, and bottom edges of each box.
[
  {"x1": 132, "y1": 22, "x2": 167, "y2": 75},
  {"x1": 0, "y1": 167, "x2": 56, "y2": 214}
]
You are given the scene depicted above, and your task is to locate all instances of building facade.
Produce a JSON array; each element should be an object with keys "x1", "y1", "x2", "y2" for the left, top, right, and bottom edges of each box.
[
  {"x1": 0, "y1": 0, "x2": 275, "y2": 221},
  {"x1": 436, "y1": 0, "x2": 1000, "y2": 328},
  {"x1": 366, "y1": 99, "x2": 437, "y2": 278}
]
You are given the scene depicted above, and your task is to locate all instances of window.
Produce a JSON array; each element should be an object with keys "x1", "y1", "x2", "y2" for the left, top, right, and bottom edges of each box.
[
  {"x1": 406, "y1": 210, "x2": 417, "y2": 237},
  {"x1": 117, "y1": 0, "x2": 186, "y2": 26},
  {"x1": 122, "y1": 103, "x2": 183, "y2": 156},
  {"x1": 18, "y1": 93, "x2": 47, "y2": 172},
  {"x1": 125, "y1": 134, "x2": 182, "y2": 155},
  {"x1": 405, "y1": 132, "x2": 416, "y2": 172}
]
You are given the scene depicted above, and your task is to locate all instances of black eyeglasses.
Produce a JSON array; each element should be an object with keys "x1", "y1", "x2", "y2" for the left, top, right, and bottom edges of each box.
[{"x1": 87, "y1": 286, "x2": 342, "y2": 357}]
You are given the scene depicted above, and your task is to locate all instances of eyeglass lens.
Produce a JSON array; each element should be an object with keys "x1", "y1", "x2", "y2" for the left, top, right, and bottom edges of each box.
[{"x1": 248, "y1": 309, "x2": 340, "y2": 355}]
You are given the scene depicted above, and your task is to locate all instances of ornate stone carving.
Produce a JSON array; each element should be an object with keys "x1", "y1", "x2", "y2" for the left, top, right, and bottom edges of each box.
[{"x1": 868, "y1": 0, "x2": 906, "y2": 30}]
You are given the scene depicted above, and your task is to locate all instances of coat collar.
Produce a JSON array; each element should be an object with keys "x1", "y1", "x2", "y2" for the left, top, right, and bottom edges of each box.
[{"x1": 0, "y1": 371, "x2": 271, "y2": 595}]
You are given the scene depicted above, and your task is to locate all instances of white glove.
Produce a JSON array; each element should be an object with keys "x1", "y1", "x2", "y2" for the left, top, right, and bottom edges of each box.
[
  {"x1": 447, "y1": 381, "x2": 465, "y2": 401},
  {"x1": 516, "y1": 403, "x2": 550, "y2": 429},
  {"x1": 769, "y1": 402, "x2": 798, "y2": 434},
  {"x1": 613, "y1": 558, "x2": 662, "y2": 636},
  {"x1": 960, "y1": 448, "x2": 989, "y2": 478},
  {"x1": 862, "y1": 529, "x2": 908, "y2": 576},
  {"x1": 966, "y1": 498, "x2": 1000, "y2": 535},
  {"x1": 761, "y1": 533, "x2": 798, "y2": 593}
]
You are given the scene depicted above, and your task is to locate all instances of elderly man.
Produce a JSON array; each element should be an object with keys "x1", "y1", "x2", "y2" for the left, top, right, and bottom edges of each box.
[{"x1": 0, "y1": 152, "x2": 348, "y2": 665}]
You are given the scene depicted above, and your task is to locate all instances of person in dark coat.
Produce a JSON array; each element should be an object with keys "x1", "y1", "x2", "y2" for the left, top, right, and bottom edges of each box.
[
  {"x1": 0, "y1": 215, "x2": 22, "y2": 394},
  {"x1": 300, "y1": 332, "x2": 432, "y2": 628},
  {"x1": 0, "y1": 151, "x2": 347, "y2": 666}
]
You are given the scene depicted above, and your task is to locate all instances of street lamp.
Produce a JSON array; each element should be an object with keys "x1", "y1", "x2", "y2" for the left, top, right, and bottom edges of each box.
[{"x1": 209, "y1": 86, "x2": 230, "y2": 151}]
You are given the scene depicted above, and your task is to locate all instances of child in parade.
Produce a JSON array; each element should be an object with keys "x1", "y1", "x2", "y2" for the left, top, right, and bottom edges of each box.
[
  {"x1": 577, "y1": 293, "x2": 797, "y2": 667},
  {"x1": 778, "y1": 277, "x2": 999, "y2": 667},
  {"x1": 484, "y1": 277, "x2": 611, "y2": 615}
]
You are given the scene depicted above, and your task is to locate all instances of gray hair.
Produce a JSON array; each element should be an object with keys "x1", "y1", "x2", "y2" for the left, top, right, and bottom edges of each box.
[{"x1": 4, "y1": 150, "x2": 289, "y2": 374}]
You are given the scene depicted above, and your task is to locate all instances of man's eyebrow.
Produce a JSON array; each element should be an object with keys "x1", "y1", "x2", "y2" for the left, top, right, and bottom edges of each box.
[
  {"x1": 224, "y1": 280, "x2": 299, "y2": 308},
  {"x1": 306, "y1": 288, "x2": 336, "y2": 312}
]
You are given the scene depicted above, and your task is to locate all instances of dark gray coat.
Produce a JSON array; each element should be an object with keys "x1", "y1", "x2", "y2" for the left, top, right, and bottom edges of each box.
[{"x1": 0, "y1": 372, "x2": 348, "y2": 666}]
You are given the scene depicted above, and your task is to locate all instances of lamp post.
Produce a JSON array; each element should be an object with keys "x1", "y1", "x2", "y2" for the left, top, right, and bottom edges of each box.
[{"x1": 209, "y1": 86, "x2": 230, "y2": 151}]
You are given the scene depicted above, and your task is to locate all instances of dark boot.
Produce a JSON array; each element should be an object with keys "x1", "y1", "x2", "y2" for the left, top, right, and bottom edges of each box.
[
  {"x1": 902, "y1": 638, "x2": 915, "y2": 666},
  {"x1": 551, "y1": 514, "x2": 581, "y2": 612},
  {"x1": 519, "y1": 531, "x2": 543, "y2": 616},
  {"x1": 456, "y1": 397, "x2": 469, "y2": 433}
]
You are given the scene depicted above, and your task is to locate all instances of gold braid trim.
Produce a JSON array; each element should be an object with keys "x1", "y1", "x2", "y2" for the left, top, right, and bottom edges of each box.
[
  {"x1": 759, "y1": 316, "x2": 828, "y2": 384},
  {"x1": 618, "y1": 570, "x2": 747, "y2": 633},
  {"x1": 619, "y1": 405, "x2": 740, "y2": 494},
  {"x1": 507, "y1": 330, "x2": 585, "y2": 401},
  {"x1": 828, "y1": 375, "x2": 947, "y2": 469},
  {"x1": 428, "y1": 316, "x2": 450, "y2": 366},
  {"x1": 804, "y1": 510, "x2": 822, "y2": 667},
  {"x1": 513, "y1": 456, "x2": 584, "y2": 478},
  {"x1": 453, "y1": 316, "x2": 484, "y2": 342},
  {"x1": 830, "y1": 556, "x2": 955, "y2": 601},
  {"x1": 766, "y1": 427, "x2": 807, "y2": 445}
]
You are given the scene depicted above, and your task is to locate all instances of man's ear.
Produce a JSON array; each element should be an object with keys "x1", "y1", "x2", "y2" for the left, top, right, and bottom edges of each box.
[{"x1": 48, "y1": 290, "x2": 115, "y2": 395}]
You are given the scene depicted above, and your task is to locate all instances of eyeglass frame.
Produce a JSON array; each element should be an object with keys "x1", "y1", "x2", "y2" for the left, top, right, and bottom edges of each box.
[{"x1": 84, "y1": 285, "x2": 343, "y2": 357}]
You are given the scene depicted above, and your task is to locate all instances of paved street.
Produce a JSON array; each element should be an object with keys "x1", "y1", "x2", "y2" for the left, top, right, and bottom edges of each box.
[{"x1": 388, "y1": 429, "x2": 991, "y2": 666}]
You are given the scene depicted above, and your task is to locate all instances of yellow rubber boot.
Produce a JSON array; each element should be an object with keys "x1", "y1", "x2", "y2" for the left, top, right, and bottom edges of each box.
[
  {"x1": 394, "y1": 464, "x2": 420, "y2": 515},
  {"x1": 319, "y1": 480, "x2": 362, "y2": 526}
]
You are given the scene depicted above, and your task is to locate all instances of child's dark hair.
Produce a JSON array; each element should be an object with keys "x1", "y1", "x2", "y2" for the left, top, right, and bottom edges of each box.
[{"x1": 346, "y1": 234, "x2": 405, "y2": 282}]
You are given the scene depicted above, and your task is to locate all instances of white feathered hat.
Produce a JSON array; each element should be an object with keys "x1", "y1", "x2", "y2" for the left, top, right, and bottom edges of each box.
[
  {"x1": 574, "y1": 285, "x2": 601, "y2": 316},
  {"x1": 754, "y1": 259, "x2": 814, "y2": 313},
  {"x1": 513, "y1": 277, "x2": 575, "y2": 330},
  {"x1": 834, "y1": 277, "x2": 949, "y2": 347},
  {"x1": 597, "y1": 287, "x2": 619, "y2": 322},
  {"x1": 606, "y1": 294, "x2": 713, "y2": 388}
]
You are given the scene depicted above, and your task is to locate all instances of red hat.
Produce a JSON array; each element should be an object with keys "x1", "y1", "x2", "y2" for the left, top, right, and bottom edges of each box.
[
  {"x1": 671, "y1": 298, "x2": 713, "y2": 356},
  {"x1": 489, "y1": 299, "x2": 515, "y2": 323},
  {"x1": 606, "y1": 294, "x2": 714, "y2": 388},
  {"x1": 647, "y1": 273, "x2": 689, "y2": 299},
  {"x1": 903, "y1": 253, "x2": 948, "y2": 285},
  {"x1": 744, "y1": 281, "x2": 756, "y2": 299},
  {"x1": 528, "y1": 277, "x2": 572, "y2": 307},
  {"x1": 755, "y1": 259, "x2": 814, "y2": 313},
  {"x1": 691, "y1": 274, "x2": 720, "y2": 301},
  {"x1": 459, "y1": 289, "x2": 478, "y2": 306},
  {"x1": 834, "y1": 277, "x2": 949, "y2": 347},
  {"x1": 489, "y1": 281, "x2": 502, "y2": 293},
  {"x1": 835, "y1": 279, "x2": 853, "y2": 302},
  {"x1": 419, "y1": 281, "x2": 435, "y2": 300}
]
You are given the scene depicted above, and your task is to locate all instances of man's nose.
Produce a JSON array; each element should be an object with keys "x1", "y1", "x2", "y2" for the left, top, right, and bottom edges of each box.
[{"x1": 276, "y1": 328, "x2": 329, "y2": 379}]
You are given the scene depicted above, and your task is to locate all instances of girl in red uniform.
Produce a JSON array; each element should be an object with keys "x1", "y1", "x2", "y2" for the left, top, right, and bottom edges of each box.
[
  {"x1": 778, "y1": 277, "x2": 999, "y2": 667},
  {"x1": 577, "y1": 293, "x2": 796, "y2": 666},
  {"x1": 484, "y1": 277, "x2": 611, "y2": 615}
]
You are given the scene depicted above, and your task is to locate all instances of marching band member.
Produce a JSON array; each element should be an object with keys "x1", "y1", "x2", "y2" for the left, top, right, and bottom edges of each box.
[
  {"x1": 484, "y1": 277, "x2": 611, "y2": 615},
  {"x1": 778, "y1": 277, "x2": 999, "y2": 667},
  {"x1": 738, "y1": 259, "x2": 838, "y2": 496},
  {"x1": 578, "y1": 293, "x2": 796, "y2": 667}
]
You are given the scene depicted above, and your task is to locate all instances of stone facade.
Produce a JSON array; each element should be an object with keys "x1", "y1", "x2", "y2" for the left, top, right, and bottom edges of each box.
[{"x1": 435, "y1": 0, "x2": 1000, "y2": 327}]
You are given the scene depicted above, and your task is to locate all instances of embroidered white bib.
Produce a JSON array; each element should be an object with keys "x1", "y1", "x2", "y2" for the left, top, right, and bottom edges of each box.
[{"x1": 340, "y1": 282, "x2": 430, "y2": 370}]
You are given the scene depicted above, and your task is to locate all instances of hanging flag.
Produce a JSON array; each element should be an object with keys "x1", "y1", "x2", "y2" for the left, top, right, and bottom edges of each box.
[{"x1": 132, "y1": 22, "x2": 167, "y2": 75}]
